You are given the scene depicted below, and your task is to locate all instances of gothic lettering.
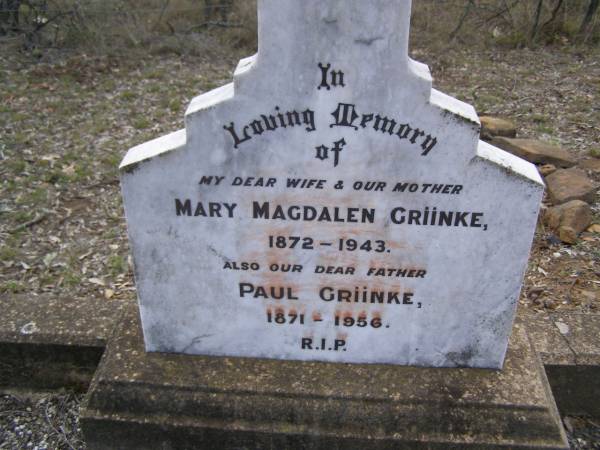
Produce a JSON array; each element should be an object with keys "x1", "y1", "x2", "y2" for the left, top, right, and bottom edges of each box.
[
  {"x1": 329, "y1": 103, "x2": 438, "y2": 155},
  {"x1": 224, "y1": 106, "x2": 316, "y2": 148}
]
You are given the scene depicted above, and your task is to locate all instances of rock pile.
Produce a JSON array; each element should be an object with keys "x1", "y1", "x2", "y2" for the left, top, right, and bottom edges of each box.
[{"x1": 481, "y1": 117, "x2": 598, "y2": 244}]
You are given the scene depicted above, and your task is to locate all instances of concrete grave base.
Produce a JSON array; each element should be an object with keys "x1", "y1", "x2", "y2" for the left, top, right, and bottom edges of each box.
[{"x1": 80, "y1": 303, "x2": 568, "y2": 450}]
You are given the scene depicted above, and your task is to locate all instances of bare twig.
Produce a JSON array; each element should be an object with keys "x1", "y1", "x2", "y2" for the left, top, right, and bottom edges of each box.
[
  {"x1": 9, "y1": 212, "x2": 47, "y2": 233},
  {"x1": 530, "y1": 0, "x2": 545, "y2": 42},
  {"x1": 186, "y1": 20, "x2": 241, "y2": 33},
  {"x1": 84, "y1": 178, "x2": 120, "y2": 190},
  {"x1": 449, "y1": 0, "x2": 475, "y2": 41},
  {"x1": 501, "y1": 0, "x2": 516, "y2": 29},
  {"x1": 541, "y1": 0, "x2": 565, "y2": 30},
  {"x1": 474, "y1": 0, "x2": 521, "y2": 30},
  {"x1": 43, "y1": 399, "x2": 76, "y2": 450},
  {"x1": 579, "y1": 0, "x2": 600, "y2": 39},
  {"x1": 564, "y1": 274, "x2": 581, "y2": 304},
  {"x1": 153, "y1": 0, "x2": 170, "y2": 31}
]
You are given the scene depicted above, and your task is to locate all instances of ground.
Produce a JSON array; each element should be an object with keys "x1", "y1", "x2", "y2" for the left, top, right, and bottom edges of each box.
[
  {"x1": 1, "y1": 43, "x2": 598, "y2": 313},
  {"x1": 0, "y1": 391, "x2": 83, "y2": 450}
]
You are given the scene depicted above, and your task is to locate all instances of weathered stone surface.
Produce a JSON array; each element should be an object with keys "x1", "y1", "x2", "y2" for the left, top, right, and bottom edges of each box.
[
  {"x1": 545, "y1": 168, "x2": 597, "y2": 205},
  {"x1": 492, "y1": 138, "x2": 576, "y2": 168},
  {"x1": 516, "y1": 310, "x2": 600, "y2": 418},
  {"x1": 542, "y1": 313, "x2": 600, "y2": 418},
  {"x1": 120, "y1": 0, "x2": 543, "y2": 369},
  {"x1": 479, "y1": 116, "x2": 517, "y2": 139},
  {"x1": 544, "y1": 200, "x2": 592, "y2": 244},
  {"x1": 580, "y1": 158, "x2": 600, "y2": 174},
  {"x1": 518, "y1": 310, "x2": 575, "y2": 366},
  {"x1": 550, "y1": 314, "x2": 600, "y2": 367},
  {"x1": 539, "y1": 164, "x2": 557, "y2": 177},
  {"x1": 0, "y1": 294, "x2": 131, "y2": 391},
  {"x1": 80, "y1": 304, "x2": 569, "y2": 450},
  {"x1": 0, "y1": 293, "x2": 130, "y2": 347}
]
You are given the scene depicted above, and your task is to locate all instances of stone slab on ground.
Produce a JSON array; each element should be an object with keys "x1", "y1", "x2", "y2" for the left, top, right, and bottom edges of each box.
[
  {"x1": 492, "y1": 138, "x2": 576, "y2": 168},
  {"x1": 80, "y1": 303, "x2": 568, "y2": 450},
  {"x1": 479, "y1": 116, "x2": 517, "y2": 139},
  {"x1": 0, "y1": 294, "x2": 132, "y2": 391},
  {"x1": 545, "y1": 168, "x2": 597, "y2": 205},
  {"x1": 546, "y1": 314, "x2": 600, "y2": 418},
  {"x1": 519, "y1": 310, "x2": 600, "y2": 418},
  {"x1": 517, "y1": 310, "x2": 575, "y2": 366},
  {"x1": 550, "y1": 313, "x2": 600, "y2": 366}
]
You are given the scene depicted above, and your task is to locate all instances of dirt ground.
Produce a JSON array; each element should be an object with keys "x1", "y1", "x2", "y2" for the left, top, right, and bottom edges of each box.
[
  {"x1": 1, "y1": 41, "x2": 598, "y2": 315},
  {"x1": 0, "y1": 391, "x2": 84, "y2": 450}
]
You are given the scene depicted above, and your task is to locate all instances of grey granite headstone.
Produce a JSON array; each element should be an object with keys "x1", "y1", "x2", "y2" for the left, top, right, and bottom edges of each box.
[{"x1": 120, "y1": 0, "x2": 543, "y2": 369}]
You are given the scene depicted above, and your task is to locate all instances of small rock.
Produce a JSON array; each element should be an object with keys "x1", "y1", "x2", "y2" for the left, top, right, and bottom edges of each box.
[
  {"x1": 544, "y1": 200, "x2": 592, "y2": 244},
  {"x1": 557, "y1": 228, "x2": 582, "y2": 245},
  {"x1": 545, "y1": 168, "x2": 597, "y2": 205},
  {"x1": 479, "y1": 116, "x2": 517, "y2": 139},
  {"x1": 587, "y1": 224, "x2": 600, "y2": 233},
  {"x1": 564, "y1": 417, "x2": 574, "y2": 434},
  {"x1": 527, "y1": 287, "x2": 545, "y2": 299},
  {"x1": 88, "y1": 277, "x2": 105, "y2": 286},
  {"x1": 538, "y1": 164, "x2": 557, "y2": 177},
  {"x1": 580, "y1": 158, "x2": 600, "y2": 174},
  {"x1": 544, "y1": 299, "x2": 558, "y2": 310},
  {"x1": 578, "y1": 290, "x2": 597, "y2": 302},
  {"x1": 492, "y1": 138, "x2": 576, "y2": 168},
  {"x1": 555, "y1": 321, "x2": 569, "y2": 335}
]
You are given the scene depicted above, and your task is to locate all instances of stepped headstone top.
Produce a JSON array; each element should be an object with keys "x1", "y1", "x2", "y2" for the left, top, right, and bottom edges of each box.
[{"x1": 120, "y1": 0, "x2": 544, "y2": 368}]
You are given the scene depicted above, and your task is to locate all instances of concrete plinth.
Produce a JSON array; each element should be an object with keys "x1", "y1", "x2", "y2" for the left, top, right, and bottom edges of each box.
[{"x1": 81, "y1": 303, "x2": 568, "y2": 449}]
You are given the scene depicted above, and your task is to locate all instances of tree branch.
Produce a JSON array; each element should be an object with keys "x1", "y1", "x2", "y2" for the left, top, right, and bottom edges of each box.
[{"x1": 530, "y1": 0, "x2": 544, "y2": 42}]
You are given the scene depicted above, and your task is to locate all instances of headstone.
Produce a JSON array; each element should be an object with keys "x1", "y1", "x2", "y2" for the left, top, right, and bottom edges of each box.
[
  {"x1": 83, "y1": 2, "x2": 569, "y2": 448},
  {"x1": 120, "y1": 0, "x2": 543, "y2": 369}
]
